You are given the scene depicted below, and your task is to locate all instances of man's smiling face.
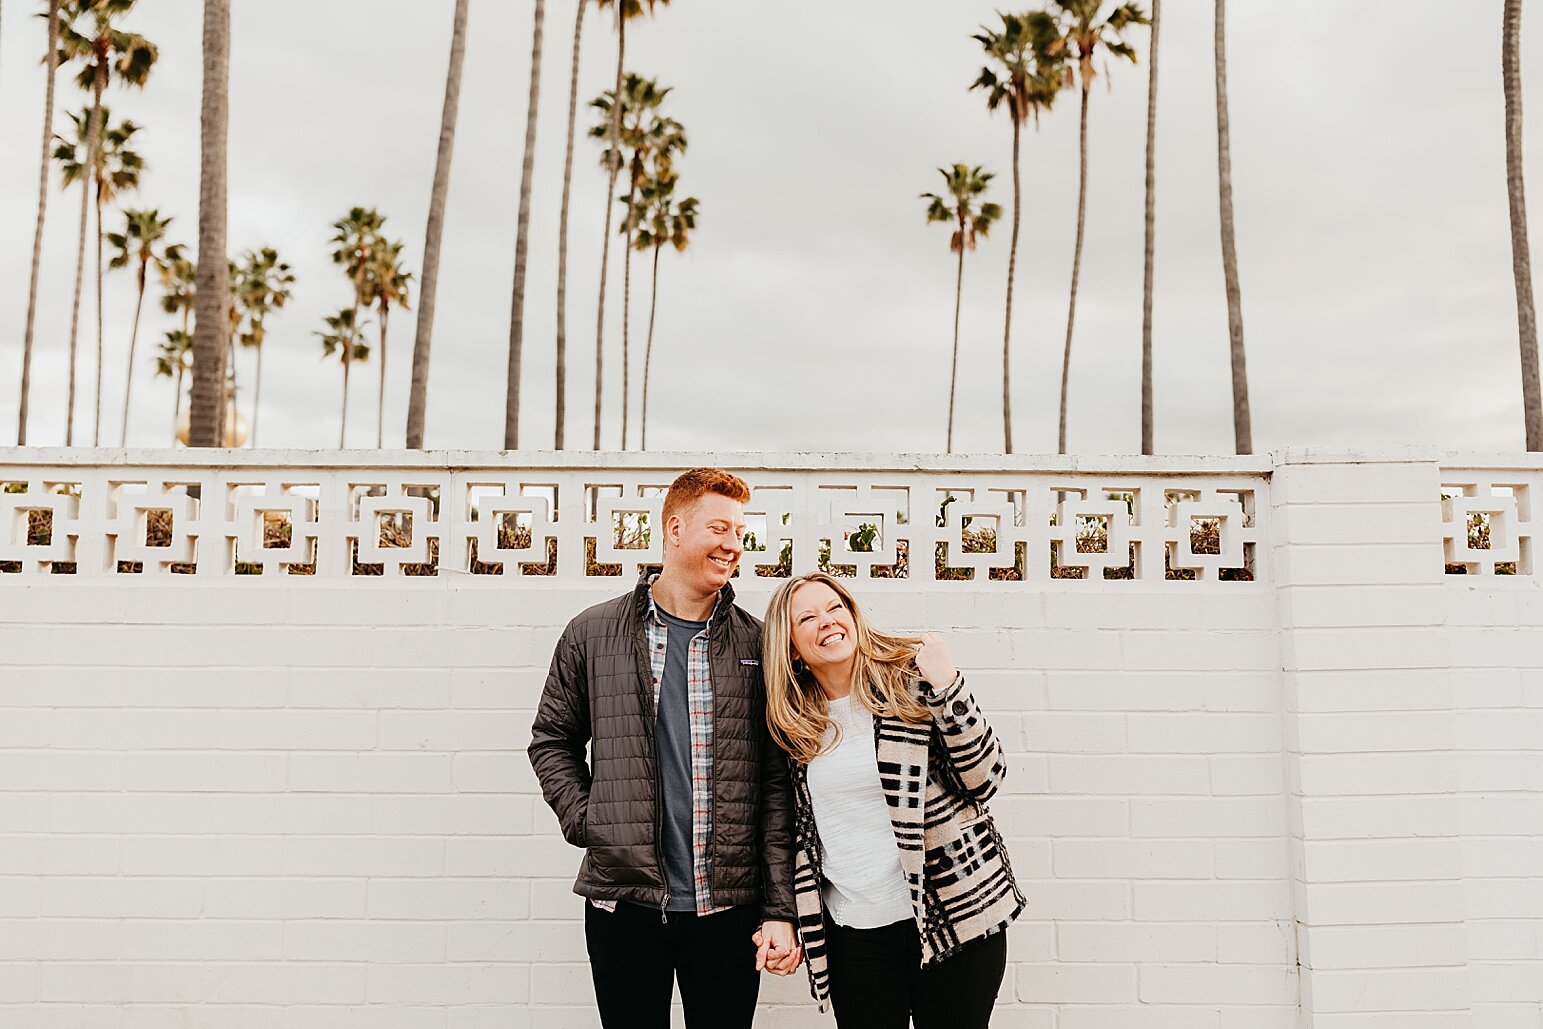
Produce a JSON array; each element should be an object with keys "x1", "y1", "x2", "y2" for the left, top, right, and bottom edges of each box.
[{"x1": 665, "y1": 491, "x2": 746, "y2": 594}]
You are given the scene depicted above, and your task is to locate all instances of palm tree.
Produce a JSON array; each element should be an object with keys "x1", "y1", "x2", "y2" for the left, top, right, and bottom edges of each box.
[
  {"x1": 317, "y1": 307, "x2": 369, "y2": 448},
  {"x1": 505, "y1": 0, "x2": 545, "y2": 451},
  {"x1": 1041, "y1": 0, "x2": 1148, "y2": 455},
  {"x1": 231, "y1": 247, "x2": 294, "y2": 447},
  {"x1": 1214, "y1": 0, "x2": 1251, "y2": 454},
  {"x1": 57, "y1": 0, "x2": 155, "y2": 445},
  {"x1": 406, "y1": 0, "x2": 468, "y2": 451},
  {"x1": 1141, "y1": 0, "x2": 1161, "y2": 455},
  {"x1": 17, "y1": 0, "x2": 63, "y2": 447},
  {"x1": 53, "y1": 107, "x2": 143, "y2": 446},
  {"x1": 153, "y1": 328, "x2": 191, "y2": 442},
  {"x1": 972, "y1": 13, "x2": 1064, "y2": 454},
  {"x1": 591, "y1": 74, "x2": 685, "y2": 449},
  {"x1": 554, "y1": 0, "x2": 595, "y2": 449},
  {"x1": 105, "y1": 206, "x2": 172, "y2": 444},
  {"x1": 188, "y1": 0, "x2": 229, "y2": 448},
  {"x1": 330, "y1": 206, "x2": 385, "y2": 328},
  {"x1": 366, "y1": 238, "x2": 411, "y2": 448},
  {"x1": 591, "y1": 0, "x2": 670, "y2": 450},
  {"x1": 630, "y1": 171, "x2": 697, "y2": 451},
  {"x1": 923, "y1": 164, "x2": 1002, "y2": 454},
  {"x1": 1504, "y1": 0, "x2": 1542, "y2": 450}
]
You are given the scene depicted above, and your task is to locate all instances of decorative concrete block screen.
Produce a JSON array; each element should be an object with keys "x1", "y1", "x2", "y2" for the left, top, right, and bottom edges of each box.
[{"x1": 0, "y1": 446, "x2": 1538, "y2": 1029}]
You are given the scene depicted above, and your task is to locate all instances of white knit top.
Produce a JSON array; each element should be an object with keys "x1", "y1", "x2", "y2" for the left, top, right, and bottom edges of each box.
[{"x1": 805, "y1": 695, "x2": 914, "y2": 929}]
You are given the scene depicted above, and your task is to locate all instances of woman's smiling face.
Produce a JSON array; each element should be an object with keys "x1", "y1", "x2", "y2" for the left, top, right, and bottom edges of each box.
[{"x1": 788, "y1": 580, "x2": 856, "y2": 683}]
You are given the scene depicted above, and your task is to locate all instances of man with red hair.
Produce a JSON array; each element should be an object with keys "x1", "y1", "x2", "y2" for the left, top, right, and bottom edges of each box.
[{"x1": 530, "y1": 468, "x2": 801, "y2": 1028}]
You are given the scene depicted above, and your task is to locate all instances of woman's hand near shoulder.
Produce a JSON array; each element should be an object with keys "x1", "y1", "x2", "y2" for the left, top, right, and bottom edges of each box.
[{"x1": 914, "y1": 633, "x2": 959, "y2": 692}]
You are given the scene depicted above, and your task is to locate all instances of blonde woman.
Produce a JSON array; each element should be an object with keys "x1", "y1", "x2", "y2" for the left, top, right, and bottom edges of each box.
[{"x1": 755, "y1": 572, "x2": 1022, "y2": 1028}]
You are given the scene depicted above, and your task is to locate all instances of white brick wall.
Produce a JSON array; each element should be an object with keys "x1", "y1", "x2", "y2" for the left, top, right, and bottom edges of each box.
[{"x1": 0, "y1": 449, "x2": 1539, "y2": 1027}]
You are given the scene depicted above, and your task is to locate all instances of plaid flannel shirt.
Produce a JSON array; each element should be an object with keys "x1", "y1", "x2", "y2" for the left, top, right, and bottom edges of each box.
[{"x1": 592, "y1": 583, "x2": 733, "y2": 917}]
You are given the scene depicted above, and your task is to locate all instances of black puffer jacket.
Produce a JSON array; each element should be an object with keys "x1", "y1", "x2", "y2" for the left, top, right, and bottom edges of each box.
[{"x1": 529, "y1": 579, "x2": 798, "y2": 921}]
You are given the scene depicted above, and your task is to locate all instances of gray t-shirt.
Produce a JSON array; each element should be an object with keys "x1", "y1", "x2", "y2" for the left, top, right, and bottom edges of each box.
[{"x1": 655, "y1": 606, "x2": 708, "y2": 912}]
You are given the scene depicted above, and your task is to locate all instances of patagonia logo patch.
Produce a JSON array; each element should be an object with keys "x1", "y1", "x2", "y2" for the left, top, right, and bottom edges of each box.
[{"x1": 740, "y1": 659, "x2": 760, "y2": 666}]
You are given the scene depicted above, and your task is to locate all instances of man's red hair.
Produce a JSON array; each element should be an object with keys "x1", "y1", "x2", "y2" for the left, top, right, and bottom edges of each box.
[{"x1": 662, "y1": 467, "x2": 751, "y2": 525}]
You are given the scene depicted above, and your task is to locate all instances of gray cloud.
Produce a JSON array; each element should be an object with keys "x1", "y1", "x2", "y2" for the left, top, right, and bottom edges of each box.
[{"x1": 2, "y1": 0, "x2": 1540, "y2": 454}]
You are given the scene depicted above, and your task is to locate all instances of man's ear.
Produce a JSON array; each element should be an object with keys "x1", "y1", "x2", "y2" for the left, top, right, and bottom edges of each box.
[{"x1": 664, "y1": 513, "x2": 682, "y2": 548}]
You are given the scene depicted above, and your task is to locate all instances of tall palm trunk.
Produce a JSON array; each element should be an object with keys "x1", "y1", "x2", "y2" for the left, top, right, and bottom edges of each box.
[
  {"x1": 641, "y1": 241, "x2": 661, "y2": 450},
  {"x1": 946, "y1": 216, "x2": 966, "y2": 454},
  {"x1": 377, "y1": 305, "x2": 389, "y2": 448},
  {"x1": 1141, "y1": 0, "x2": 1161, "y2": 456},
  {"x1": 620, "y1": 159, "x2": 640, "y2": 450},
  {"x1": 554, "y1": 0, "x2": 587, "y2": 449},
  {"x1": 1057, "y1": 84, "x2": 1091, "y2": 456},
  {"x1": 172, "y1": 362, "x2": 185, "y2": 443},
  {"x1": 405, "y1": 0, "x2": 468, "y2": 450},
  {"x1": 93, "y1": 180, "x2": 105, "y2": 445},
  {"x1": 188, "y1": 0, "x2": 231, "y2": 448},
  {"x1": 1001, "y1": 116, "x2": 1022, "y2": 454},
  {"x1": 64, "y1": 70, "x2": 106, "y2": 445},
  {"x1": 251, "y1": 344, "x2": 264, "y2": 446},
  {"x1": 593, "y1": 6, "x2": 625, "y2": 450},
  {"x1": 339, "y1": 350, "x2": 351, "y2": 449},
  {"x1": 1505, "y1": 0, "x2": 1543, "y2": 450},
  {"x1": 505, "y1": 0, "x2": 544, "y2": 451},
  {"x1": 119, "y1": 260, "x2": 148, "y2": 445},
  {"x1": 1214, "y1": 0, "x2": 1251, "y2": 454},
  {"x1": 17, "y1": 0, "x2": 61, "y2": 446}
]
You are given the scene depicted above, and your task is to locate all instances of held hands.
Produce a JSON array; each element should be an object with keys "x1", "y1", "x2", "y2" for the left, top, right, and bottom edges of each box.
[
  {"x1": 752, "y1": 920, "x2": 803, "y2": 976},
  {"x1": 914, "y1": 633, "x2": 959, "y2": 692}
]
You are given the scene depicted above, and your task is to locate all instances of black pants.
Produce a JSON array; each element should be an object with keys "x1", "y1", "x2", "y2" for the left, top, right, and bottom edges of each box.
[
  {"x1": 584, "y1": 901, "x2": 761, "y2": 1029},
  {"x1": 824, "y1": 918, "x2": 1007, "y2": 1029}
]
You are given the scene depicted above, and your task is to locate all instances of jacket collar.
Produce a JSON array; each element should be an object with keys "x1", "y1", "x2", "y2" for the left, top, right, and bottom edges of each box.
[{"x1": 632, "y1": 571, "x2": 736, "y2": 632}]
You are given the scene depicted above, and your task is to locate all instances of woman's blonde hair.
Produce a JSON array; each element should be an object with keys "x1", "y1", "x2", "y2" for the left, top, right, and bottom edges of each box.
[{"x1": 762, "y1": 572, "x2": 930, "y2": 765}]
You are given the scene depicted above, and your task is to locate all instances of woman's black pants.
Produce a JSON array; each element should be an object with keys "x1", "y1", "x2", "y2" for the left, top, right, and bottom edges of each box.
[{"x1": 824, "y1": 917, "x2": 1008, "y2": 1029}]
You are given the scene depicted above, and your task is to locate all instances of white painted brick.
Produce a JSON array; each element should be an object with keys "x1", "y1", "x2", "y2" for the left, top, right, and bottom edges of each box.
[
  {"x1": 120, "y1": 920, "x2": 284, "y2": 961},
  {"x1": 1209, "y1": 755, "x2": 1284, "y2": 796},
  {"x1": 1214, "y1": 840, "x2": 1292, "y2": 881},
  {"x1": 1307, "y1": 967, "x2": 1471, "y2": 1013},
  {"x1": 122, "y1": 835, "x2": 285, "y2": 876},
  {"x1": 1134, "y1": 881, "x2": 1292, "y2": 922},
  {"x1": 282, "y1": 836, "x2": 445, "y2": 877},
  {"x1": 39, "y1": 877, "x2": 203, "y2": 919},
  {"x1": 448, "y1": 920, "x2": 586, "y2": 962},
  {"x1": 1300, "y1": 796, "x2": 1461, "y2": 840},
  {"x1": 1130, "y1": 797, "x2": 1287, "y2": 839},
  {"x1": 1290, "y1": 669, "x2": 1457, "y2": 713},
  {"x1": 125, "y1": 752, "x2": 289, "y2": 792},
  {"x1": 283, "y1": 921, "x2": 447, "y2": 963},
  {"x1": 1304, "y1": 924, "x2": 1469, "y2": 970},
  {"x1": 1023, "y1": 881, "x2": 1130, "y2": 920},
  {"x1": 215, "y1": 710, "x2": 376, "y2": 750},
  {"x1": 1216, "y1": 922, "x2": 1296, "y2": 965},
  {"x1": 203, "y1": 878, "x2": 367, "y2": 919},
  {"x1": 1045, "y1": 671, "x2": 1208, "y2": 712},
  {"x1": 1121, "y1": 630, "x2": 1276, "y2": 672},
  {"x1": 378, "y1": 711, "x2": 528, "y2": 751},
  {"x1": 1020, "y1": 712, "x2": 1127, "y2": 755},
  {"x1": 1052, "y1": 839, "x2": 1214, "y2": 880},
  {"x1": 1049, "y1": 756, "x2": 1209, "y2": 796},
  {"x1": 202, "y1": 963, "x2": 367, "y2": 1004},
  {"x1": 1014, "y1": 962, "x2": 1138, "y2": 1003},
  {"x1": 1295, "y1": 711, "x2": 1456, "y2": 754},
  {"x1": 288, "y1": 753, "x2": 452, "y2": 793},
  {"x1": 1056, "y1": 921, "x2": 1216, "y2": 962},
  {"x1": 1302, "y1": 881, "x2": 1467, "y2": 926},
  {"x1": 1005, "y1": 797, "x2": 1129, "y2": 837},
  {"x1": 366, "y1": 878, "x2": 528, "y2": 921},
  {"x1": 1126, "y1": 714, "x2": 1280, "y2": 754},
  {"x1": 1138, "y1": 962, "x2": 1298, "y2": 1005},
  {"x1": 1057, "y1": 1007, "x2": 1221, "y2": 1029},
  {"x1": 1303, "y1": 838, "x2": 1464, "y2": 883},
  {"x1": 1298, "y1": 752, "x2": 1457, "y2": 796}
]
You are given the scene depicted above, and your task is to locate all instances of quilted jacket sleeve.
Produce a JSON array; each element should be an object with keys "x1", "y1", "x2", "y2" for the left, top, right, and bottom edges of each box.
[
  {"x1": 923, "y1": 672, "x2": 1007, "y2": 804},
  {"x1": 528, "y1": 625, "x2": 592, "y2": 848}
]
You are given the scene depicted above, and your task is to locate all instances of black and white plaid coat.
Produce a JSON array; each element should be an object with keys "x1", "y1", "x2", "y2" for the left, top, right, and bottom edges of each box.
[{"x1": 790, "y1": 672, "x2": 1024, "y2": 1011}]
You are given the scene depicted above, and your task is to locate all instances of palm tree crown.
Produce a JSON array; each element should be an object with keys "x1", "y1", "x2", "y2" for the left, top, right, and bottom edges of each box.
[{"x1": 922, "y1": 164, "x2": 1002, "y2": 255}]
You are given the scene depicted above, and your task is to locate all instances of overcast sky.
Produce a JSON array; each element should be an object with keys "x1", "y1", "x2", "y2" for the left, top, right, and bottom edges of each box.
[{"x1": 1, "y1": 1, "x2": 1541, "y2": 456}]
